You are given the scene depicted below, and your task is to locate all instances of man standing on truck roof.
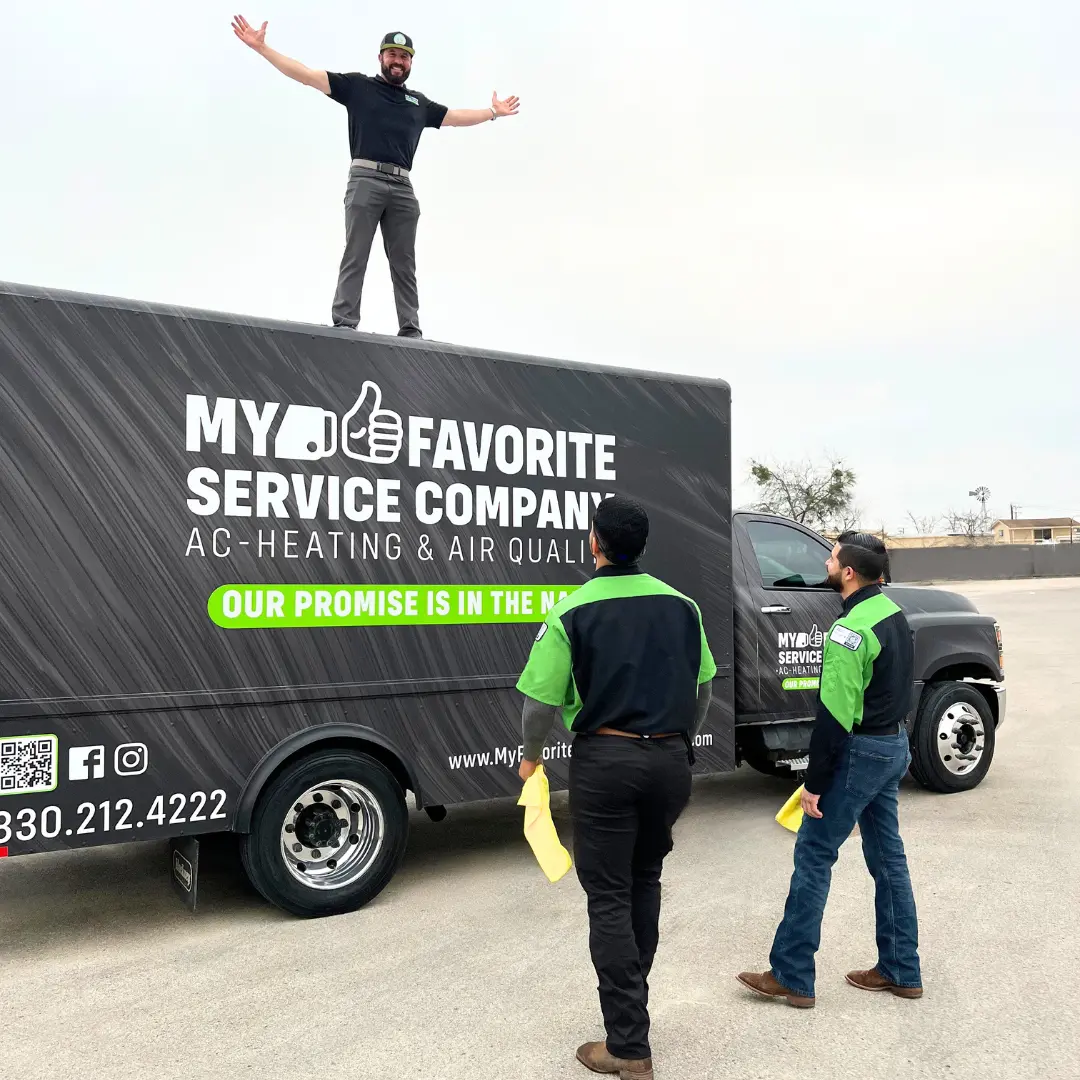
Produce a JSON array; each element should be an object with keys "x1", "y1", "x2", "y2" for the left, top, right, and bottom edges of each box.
[
  {"x1": 737, "y1": 532, "x2": 923, "y2": 1009},
  {"x1": 231, "y1": 15, "x2": 520, "y2": 338},
  {"x1": 515, "y1": 496, "x2": 716, "y2": 1080}
]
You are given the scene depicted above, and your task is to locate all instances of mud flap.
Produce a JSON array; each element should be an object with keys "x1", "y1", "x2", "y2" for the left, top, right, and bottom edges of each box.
[{"x1": 169, "y1": 836, "x2": 199, "y2": 912}]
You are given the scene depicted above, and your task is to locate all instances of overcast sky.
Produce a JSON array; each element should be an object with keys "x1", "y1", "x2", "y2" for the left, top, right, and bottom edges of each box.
[{"x1": 2, "y1": 1, "x2": 1076, "y2": 530}]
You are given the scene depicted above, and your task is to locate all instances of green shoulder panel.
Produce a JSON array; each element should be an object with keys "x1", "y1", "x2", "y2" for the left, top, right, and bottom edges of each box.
[
  {"x1": 842, "y1": 591, "x2": 901, "y2": 632},
  {"x1": 819, "y1": 592, "x2": 898, "y2": 731},
  {"x1": 515, "y1": 615, "x2": 575, "y2": 709},
  {"x1": 549, "y1": 572, "x2": 689, "y2": 609}
]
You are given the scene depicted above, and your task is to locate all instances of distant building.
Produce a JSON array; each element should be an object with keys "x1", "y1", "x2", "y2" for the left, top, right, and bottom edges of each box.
[
  {"x1": 990, "y1": 518, "x2": 1080, "y2": 544},
  {"x1": 824, "y1": 531, "x2": 987, "y2": 549},
  {"x1": 883, "y1": 534, "x2": 982, "y2": 549}
]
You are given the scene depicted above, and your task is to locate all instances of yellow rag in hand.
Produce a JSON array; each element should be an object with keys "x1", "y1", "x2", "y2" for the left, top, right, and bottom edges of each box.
[
  {"x1": 517, "y1": 764, "x2": 572, "y2": 883},
  {"x1": 775, "y1": 784, "x2": 805, "y2": 833}
]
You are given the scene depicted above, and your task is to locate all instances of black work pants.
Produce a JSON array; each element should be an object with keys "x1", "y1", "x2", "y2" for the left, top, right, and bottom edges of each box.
[{"x1": 568, "y1": 733, "x2": 693, "y2": 1060}]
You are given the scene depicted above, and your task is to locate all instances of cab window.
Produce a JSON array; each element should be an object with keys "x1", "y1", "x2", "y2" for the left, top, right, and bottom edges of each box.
[{"x1": 745, "y1": 520, "x2": 831, "y2": 589}]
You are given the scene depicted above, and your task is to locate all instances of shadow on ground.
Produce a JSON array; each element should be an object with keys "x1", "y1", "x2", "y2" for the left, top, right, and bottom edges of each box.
[{"x1": 0, "y1": 763, "x2": 808, "y2": 957}]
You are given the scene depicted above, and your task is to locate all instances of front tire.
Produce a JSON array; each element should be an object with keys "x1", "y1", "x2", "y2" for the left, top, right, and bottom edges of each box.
[
  {"x1": 909, "y1": 682, "x2": 996, "y2": 793},
  {"x1": 240, "y1": 749, "x2": 408, "y2": 917}
]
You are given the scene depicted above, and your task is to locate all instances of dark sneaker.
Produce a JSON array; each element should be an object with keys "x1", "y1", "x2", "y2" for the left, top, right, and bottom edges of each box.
[
  {"x1": 576, "y1": 1041, "x2": 654, "y2": 1079},
  {"x1": 846, "y1": 968, "x2": 923, "y2": 998},
  {"x1": 736, "y1": 970, "x2": 816, "y2": 1008}
]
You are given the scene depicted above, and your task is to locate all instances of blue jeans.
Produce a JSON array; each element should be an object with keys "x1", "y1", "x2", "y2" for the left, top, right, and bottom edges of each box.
[{"x1": 768, "y1": 731, "x2": 922, "y2": 998}]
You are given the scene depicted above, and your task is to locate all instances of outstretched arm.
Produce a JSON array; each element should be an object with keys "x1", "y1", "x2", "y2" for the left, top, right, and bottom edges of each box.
[
  {"x1": 443, "y1": 92, "x2": 520, "y2": 128},
  {"x1": 231, "y1": 14, "x2": 331, "y2": 95}
]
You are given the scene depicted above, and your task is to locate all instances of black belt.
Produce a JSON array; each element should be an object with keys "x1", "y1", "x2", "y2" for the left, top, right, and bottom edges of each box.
[
  {"x1": 591, "y1": 726, "x2": 697, "y2": 765},
  {"x1": 855, "y1": 723, "x2": 902, "y2": 737},
  {"x1": 594, "y1": 726, "x2": 681, "y2": 739}
]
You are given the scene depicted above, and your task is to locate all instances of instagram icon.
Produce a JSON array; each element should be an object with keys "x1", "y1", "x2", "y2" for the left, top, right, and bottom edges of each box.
[{"x1": 114, "y1": 743, "x2": 148, "y2": 776}]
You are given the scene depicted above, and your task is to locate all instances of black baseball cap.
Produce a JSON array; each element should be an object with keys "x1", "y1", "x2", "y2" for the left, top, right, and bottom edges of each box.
[{"x1": 380, "y1": 32, "x2": 415, "y2": 56}]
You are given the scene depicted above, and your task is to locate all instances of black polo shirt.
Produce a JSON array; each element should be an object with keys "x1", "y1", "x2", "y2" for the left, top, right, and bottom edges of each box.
[
  {"x1": 326, "y1": 72, "x2": 448, "y2": 171},
  {"x1": 516, "y1": 565, "x2": 717, "y2": 737}
]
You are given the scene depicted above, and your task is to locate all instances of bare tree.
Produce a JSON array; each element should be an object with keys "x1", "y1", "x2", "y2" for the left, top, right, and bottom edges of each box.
[
  {"x1": 906, "y1": 511, "x2": 940, "y2": 536},
  {"x1": 873, "y1": 521, "x2": 893, "y2": 545},
  {"x1": 944, "y1": 508, "x2": 992, "y2": 544},
  {"x1": 829, "y1": 504, "x2": 865, "y2": 534},
  {"x1": 748, "y1": 457, "x2": 857, "y2": 532}
]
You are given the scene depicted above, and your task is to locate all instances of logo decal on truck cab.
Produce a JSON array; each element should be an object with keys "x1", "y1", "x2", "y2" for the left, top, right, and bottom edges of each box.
[
  {"x1": 776, "y1": 624, "x2": 824, "y2": 681},
  {"x1": 778, "y1": 626, "x2": 823, "y2": 650}
]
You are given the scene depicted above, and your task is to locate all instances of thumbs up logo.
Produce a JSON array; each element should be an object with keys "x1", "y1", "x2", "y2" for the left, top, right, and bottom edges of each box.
[
  {"x1": 794, "y1": 625, "x2": 823, "y2": 649},
  {"x1": 342, "y1": 381, "x2": 404, "y2": 464}
]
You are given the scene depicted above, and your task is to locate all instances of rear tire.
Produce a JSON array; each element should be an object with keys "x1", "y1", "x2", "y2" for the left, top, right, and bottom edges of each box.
[
  {"x1": 240, "y1": 748, "x2": 408, "y2": 917},
  {"x1": 909, "y1": 682, "x2": 996, "y2": 793}
]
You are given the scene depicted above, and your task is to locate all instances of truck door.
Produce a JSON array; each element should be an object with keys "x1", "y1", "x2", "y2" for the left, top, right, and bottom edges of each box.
[{"x1": 733, "y1": 515, "x2": 842, "y2": 722}]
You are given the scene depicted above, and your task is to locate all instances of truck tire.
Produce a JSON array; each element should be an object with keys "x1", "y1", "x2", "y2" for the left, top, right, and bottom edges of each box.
[
  {"x1": 909, "y1": 682, "x2": 996, "y2": 794},
  {"x1": 239, "y1": 748, "x2": 408, "y2": 917}
]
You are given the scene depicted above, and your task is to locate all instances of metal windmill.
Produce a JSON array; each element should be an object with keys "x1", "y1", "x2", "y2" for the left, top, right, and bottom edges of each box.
[{"x1": 969, "y1": 487, "x2": 991, "y2": 522}]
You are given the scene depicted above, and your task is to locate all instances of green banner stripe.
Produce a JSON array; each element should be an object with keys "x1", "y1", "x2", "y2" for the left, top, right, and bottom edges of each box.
[
  {"x1": 207, "y1": 584, "x2": 581, "y2": 628},
  {"x1": 782, "y1": 677, "x2": 820, "y2": 691}
]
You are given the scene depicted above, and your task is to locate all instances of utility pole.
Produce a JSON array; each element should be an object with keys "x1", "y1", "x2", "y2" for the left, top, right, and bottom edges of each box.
[{"x1": 1009, "y1": 503, "x2": 1021, "y2": 520}]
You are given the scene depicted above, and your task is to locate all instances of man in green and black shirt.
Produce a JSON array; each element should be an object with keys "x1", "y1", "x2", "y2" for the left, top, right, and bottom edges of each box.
[
  {"x1": 738, "y1": 532, "x2": 923, "y2": 1009},
  {"x1": 517, "y1": 496, "x2": 715, "y2": 1080}
]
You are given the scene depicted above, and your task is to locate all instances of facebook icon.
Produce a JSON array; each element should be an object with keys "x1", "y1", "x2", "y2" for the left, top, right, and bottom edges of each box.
[{"x1": 68, "y1": 745, "x2": 106, "y2": 781}]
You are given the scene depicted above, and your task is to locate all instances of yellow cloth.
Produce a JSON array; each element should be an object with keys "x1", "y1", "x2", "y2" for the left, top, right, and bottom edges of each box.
[
  {"x1": 517, "y1": 764, "x2": 572, "y2": 882},
  {"x1": 776, "y1": 784, "x2": 805, "y2": 833}
]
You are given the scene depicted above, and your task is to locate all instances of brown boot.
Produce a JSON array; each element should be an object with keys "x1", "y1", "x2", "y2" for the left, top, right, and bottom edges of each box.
[
  {"x1": 736, "y1": 970, "x2": 816, "y2": 1008},
  {"x1": 576, "y1": 1041, "x2": 654, "y2": 1079},
  {"x1": 846, "y1": 968, "x2": 923, "y2": 999}
]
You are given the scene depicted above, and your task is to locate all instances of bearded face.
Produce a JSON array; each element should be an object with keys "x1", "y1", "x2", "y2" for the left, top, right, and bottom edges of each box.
[
  {"x1": 825, "y1": 544, "x2": 845, "y2": 592},
  {"x1": 380, "y1": 47, "x2": 412, "y2": 85}
]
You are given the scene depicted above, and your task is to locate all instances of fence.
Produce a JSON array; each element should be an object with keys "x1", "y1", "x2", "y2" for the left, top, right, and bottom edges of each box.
[{"x1": 890, "y1": 543, "x2": 1080, "y2": 583}]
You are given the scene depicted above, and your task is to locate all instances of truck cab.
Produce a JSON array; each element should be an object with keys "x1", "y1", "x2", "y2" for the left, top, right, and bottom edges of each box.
[{"x1": 730, "y1": 512, "x2": 1006, "y2": 793}]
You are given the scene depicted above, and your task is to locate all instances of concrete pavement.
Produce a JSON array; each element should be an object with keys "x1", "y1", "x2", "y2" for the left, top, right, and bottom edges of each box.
[{"x1": 2, "y1": 578, "x2": 1078, "y2": 1080}]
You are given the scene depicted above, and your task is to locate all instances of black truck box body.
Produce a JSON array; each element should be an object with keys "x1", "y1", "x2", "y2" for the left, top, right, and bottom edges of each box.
[{"x1": 0, "y1": 283, "x2": 733, "y2": 854}]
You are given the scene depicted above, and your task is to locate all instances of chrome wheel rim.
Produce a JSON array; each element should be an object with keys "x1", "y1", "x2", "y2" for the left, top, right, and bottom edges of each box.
[
  {"x1": 280, "y1": 779, "x2": 385, "y2": 890},
  {"x1": 935, "y1": 702, "x2": 986, "y2": 775}
]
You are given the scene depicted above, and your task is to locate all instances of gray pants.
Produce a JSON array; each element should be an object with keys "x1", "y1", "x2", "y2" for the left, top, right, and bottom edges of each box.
[{"x1": 331, "y1": 166, "x2": 421, "y2": 337}]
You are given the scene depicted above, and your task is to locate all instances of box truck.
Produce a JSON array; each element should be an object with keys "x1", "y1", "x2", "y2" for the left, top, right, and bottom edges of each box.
[{"x1": 0, "y1": 283, "x2": 1004, "y2": 916}]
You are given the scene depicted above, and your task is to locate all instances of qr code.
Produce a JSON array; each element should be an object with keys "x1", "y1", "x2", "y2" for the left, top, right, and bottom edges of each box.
[{"x1": 0, "y1": 735, "x2": 59, "y2": 796}]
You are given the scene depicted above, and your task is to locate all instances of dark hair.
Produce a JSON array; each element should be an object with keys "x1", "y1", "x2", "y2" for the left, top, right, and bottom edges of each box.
[
  {"x1": 592, "y1": 495, "x2": 649, "y2": 563},
  {"x1": 835, "y1": 530, "x2": 889, "y2": 583}
]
